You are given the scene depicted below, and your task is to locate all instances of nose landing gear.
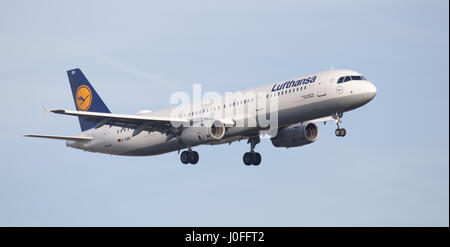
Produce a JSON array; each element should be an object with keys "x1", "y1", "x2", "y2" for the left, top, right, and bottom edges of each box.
[
  {"x1": 335, "y1": 128, "x2": 346, "y2": 137},
  {"x1": 333, "y1": 112, "x2": 346, "y2": 137}
]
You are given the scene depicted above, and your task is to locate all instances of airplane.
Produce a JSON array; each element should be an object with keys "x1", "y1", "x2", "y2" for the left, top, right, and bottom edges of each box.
[{"x1": 25, "y1": 68, "x2": 376, "y2": 166}]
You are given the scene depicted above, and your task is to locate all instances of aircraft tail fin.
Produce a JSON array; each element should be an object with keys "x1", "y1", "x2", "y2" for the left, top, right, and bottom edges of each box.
[{"x1": 67, "y1": 68, "x2": 111, "y2": 131}]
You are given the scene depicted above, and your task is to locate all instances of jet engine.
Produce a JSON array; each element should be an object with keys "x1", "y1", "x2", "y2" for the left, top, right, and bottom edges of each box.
[
  {"x1": 271, "y1": 122, "x2": 319, "y2": 148},
  {"x1": 180, "y1": 120, "x2": 226, "y2": 145}
]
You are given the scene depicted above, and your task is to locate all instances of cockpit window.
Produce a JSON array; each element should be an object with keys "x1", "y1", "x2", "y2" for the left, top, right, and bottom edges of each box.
[{"x1": 337, "y1": 75, "x2": 367, "y2": 84}]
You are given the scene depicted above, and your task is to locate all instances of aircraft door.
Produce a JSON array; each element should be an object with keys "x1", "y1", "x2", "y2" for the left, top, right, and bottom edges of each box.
[
  {"x1": 103, "y1": 127, "x2": 113, "y2": 148},
  {"x1": 316, "y1": 74, "x2": 328, "y2": 97}
]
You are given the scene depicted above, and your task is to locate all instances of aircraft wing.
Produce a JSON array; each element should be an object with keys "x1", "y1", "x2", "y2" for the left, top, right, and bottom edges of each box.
[{"x1": 50, "y1": 109, "x2": 189, "y2": 136}]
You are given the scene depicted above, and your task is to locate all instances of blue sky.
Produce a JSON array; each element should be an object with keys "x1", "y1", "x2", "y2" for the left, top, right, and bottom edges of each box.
[{"x1": 0, "y1": 0, "x2": 448, "y2": 226}]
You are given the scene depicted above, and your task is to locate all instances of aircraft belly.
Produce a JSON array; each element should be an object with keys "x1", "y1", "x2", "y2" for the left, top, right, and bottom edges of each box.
[
  {"x1": 276, "y1": 97, "x2": 342, "y2": 128},
  {"x1": 118, "y1": 132, "x2": 186, "y2": 156}
]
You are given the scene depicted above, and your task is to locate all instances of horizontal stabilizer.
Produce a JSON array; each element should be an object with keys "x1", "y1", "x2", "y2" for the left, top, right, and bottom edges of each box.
[{"x1": 24, "y1": 134, "x2": 93, "y2": 141}]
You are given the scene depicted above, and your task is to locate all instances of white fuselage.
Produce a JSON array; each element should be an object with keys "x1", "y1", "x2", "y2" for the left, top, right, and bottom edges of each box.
[{"x1": 67, "y1": 69, "x2": 376, "y2": 156}]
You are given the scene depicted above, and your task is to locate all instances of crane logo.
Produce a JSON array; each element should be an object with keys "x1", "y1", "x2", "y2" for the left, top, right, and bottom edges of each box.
[{"x1": 75, "y1": 85, "x2": 92, "y2": 111}]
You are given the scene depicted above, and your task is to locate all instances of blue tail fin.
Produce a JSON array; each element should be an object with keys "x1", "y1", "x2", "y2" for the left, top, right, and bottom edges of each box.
[{"x1": 67, "y1": 68, "x2": 111, "y2": 131}]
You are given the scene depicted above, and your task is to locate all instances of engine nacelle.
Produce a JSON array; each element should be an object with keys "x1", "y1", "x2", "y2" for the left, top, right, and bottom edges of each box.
[
  {"x1": 180, "y1": 120, "x2": 226, "y2": 145},
  {"x1": 271, "y1": 122, "x2": 319, "y2": 148}
]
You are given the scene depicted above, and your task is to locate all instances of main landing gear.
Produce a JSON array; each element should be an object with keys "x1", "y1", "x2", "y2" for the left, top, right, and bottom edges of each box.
[
  {"x1": 333, "y1": 112, "x2": 346, "y2": 137},
  {"x1": 243, "y1": 136, "x2": 261, "y2": 166},
  {"x1": 180, "y1": 148, "x2": 199, "y2": 165}
]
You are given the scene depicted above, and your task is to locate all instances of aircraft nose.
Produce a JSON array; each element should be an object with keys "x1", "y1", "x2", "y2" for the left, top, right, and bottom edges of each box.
[{"x1": 366, "y1": 82, "x2": 377, "y2": 100}]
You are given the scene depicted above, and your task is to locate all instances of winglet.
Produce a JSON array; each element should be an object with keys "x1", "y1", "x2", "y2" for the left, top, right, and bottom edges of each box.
[{"x1": 43, "y1": 106, "x2": 50, "y2": 116}]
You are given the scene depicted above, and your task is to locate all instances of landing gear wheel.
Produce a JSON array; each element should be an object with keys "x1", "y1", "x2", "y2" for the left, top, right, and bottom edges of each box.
[
  {"x1": 180, "y1": 151, "x2": 191, "y2": 164},
  {"x1": 335, "y1": 129, "x2": 342, "y2": 136},
  {"x1": 335, "y1": 128, "x2": 347, "y2": 137},
  {"x1": 243, "y1": 137, "x2": 262, "y2": 166},
  {"x1": 252, "y1": 152, "x2": 262, "y2": 166},
  {"x1": 190, "y1": 151, "x2": 199, "y2": 164},
  {"x1": 243, "y1": 152, "x2": 252, "y2": 166}
]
